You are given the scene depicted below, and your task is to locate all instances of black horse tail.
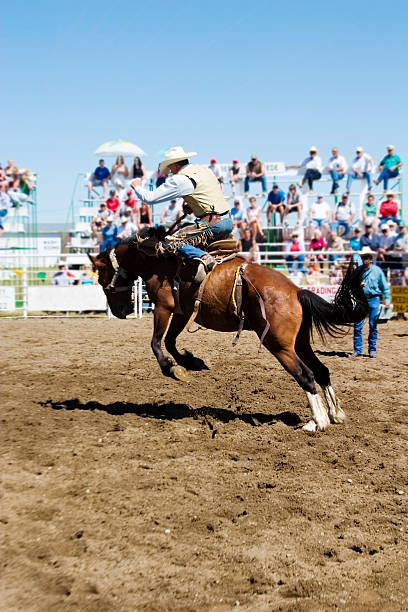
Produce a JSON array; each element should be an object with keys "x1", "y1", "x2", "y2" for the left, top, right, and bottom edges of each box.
[{"x1": 297, "y1": 261, "x2": 369, "y2": 342}]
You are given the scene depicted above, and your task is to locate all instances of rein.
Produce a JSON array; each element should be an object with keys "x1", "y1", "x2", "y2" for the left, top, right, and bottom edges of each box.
[{"x1": 105, "y1": 249, "x2": 134, "y2": 293}]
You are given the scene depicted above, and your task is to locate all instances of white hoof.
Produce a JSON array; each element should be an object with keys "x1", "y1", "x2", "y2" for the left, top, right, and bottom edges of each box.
[
  {"x1": 323, "y1": 386, "x2": 346, "y2": 424},
  {"x1": 302, "y1": 420, "x2": 317, "y2": 432},
  {"x1": 306, "y1": 391, "x2": 330, "y2": 431},
  {"x1": 170, "y1": 365, "x2": 188, "y2": 382}
]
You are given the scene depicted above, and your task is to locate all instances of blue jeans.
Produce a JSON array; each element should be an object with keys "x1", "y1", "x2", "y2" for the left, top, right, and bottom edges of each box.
[
  {"x1": 377, "y1": 167, "x2": 398, "y2": 190},
  {"x1": 331, "y1": 220, "x2": 351, "y2": 237},
  {"x1": 100, "y1": 237, "x2": 117, "y2": 252},
  {"x1": 353, "y1": 296, "x2": 380, "y2": 354},
  {"x1": 244, "y1": 176, "x2": 267, "y2": 193},
  {"x1": 330, "y1": 170, "x2": 344, "y2": 190},
  {"x1": 286, "y1": 254, "x2": 306, "y2": 273},
  {"x1": 346, "y1": 172, "x2": 372, "y2": 190},
  {"x1": 177, "y1": 215, "x2": 233, "y2": 259}
]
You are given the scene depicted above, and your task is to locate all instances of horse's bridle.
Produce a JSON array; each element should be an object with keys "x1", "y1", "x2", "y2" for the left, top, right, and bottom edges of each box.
[{"x1": 104, "y1": 249, "x2": 134, "y2": 294}]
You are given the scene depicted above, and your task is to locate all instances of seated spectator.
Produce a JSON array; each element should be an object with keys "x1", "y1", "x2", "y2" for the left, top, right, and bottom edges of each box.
[
  {"x1": 331, "y1": 193, "x2": 355, "y2": 238},
  {"x1": 130, "y1": 156, "x2": 146, "y2": 184},
  {"x1": 266, "y1": 184, "x2": 285, "y2": 226},
  {"x1": 160, "y1": 198, "x2": 183, "y2": 229},
  {"x1": 284, "y1": 184, "x2": 302, "y2": 225},
  {"x1": 208, "y1": 158, "x2": 224, "y2": 191},
  {"x1": 248, "y1": 243, "x2": 261, "y2": 264},
  {"x1": 0, "y1": 183, "x2": 11, "y2": 223},
  {"x1": 328, "y1": 147, "x2": 347, "y2": 194},
  {"x1": 230, "y1": 199, "x2": 246, "y2": 239},
  {"x1": 111, "y1": 155, "x2": 129, "y2": 199},
  {"x1": 155, "y1": 164, "x2": 167, "y2": 188},
  {"x1": 389, "y1": 222, "x2": 408, "y2": 264},
  {"x1": 246, "y1": 196, "x2": 265, "y2": 239},
  {"x1": 229, "y1": 159, "x2": 242, "y2": 195},
  {"x1": 309, "y1": 229, "x2": 326, "y2": 269},
  {"x1": 346, "y1": 147, "x2": 373, "y2": 193},
  {"x1": 100, "y1": 216, "x2": 118, "y2": 252},
  {"x1": 360, "y1": 221, "x2": 380, "y2": 252},
  {"x1": 0, "y1": 164, "x2": 5, "y2": 183},
  {"x1": 377, "y1": 223, "x2": 396, "y2": 264},
  {"x1": 239, "y1": 227, "x2": 255, "y2": 253},
  {"x1": 329, "y1": 263, "x2": 344, "y2": 286},
  {"x1": 287, "y1": 146, "x2": 322, "y2": 193},
  {"x1": 20, "y1": 169, "x2": 34, "y2": 195},
  {"x1": 88, "y1": 159, "x2": 111, "y2": 198},
  {"x1": 349, "y1": 227, "x2": 362, "y2": 252},
  {"x1": 80, "y1": 264, "x2": 97, "y2": 285},
  {"x1": 124, "y1": 190, "x2": 138, "y2": 213},
  {"x1": 326, "y1": 230, "x2": 344, "y2": 266},
  {"x1": 244, "y1": 155, "x2": 267, "y2": 196},
  {"x1": 286, "y1": 230, "x2": 306, "y2": 275},
  {"x1": 53, "y1": 262, "x2": 76, "y2": 286},
  {"x1": 117, "y1": 215, "x2": 138, "y2": 240},
  {"x1": 309, "y1": 195, "x2": 330, "y2": 236},
  {"x1": 306, "y1": 264, "x2": 321, "y2": 285},
  {"x1": 138, "y1": 201, "x2": 152, "y2": 229},
  {"x1": 362, "y1": 193, "x2": 379, "y2": 231},
  {"x1": 379, "y1": 191, "x2": 400, "y2": 225},
  {"x1": 106, "y1": 190, "x2": 121, "y2": 217},
  {"x1": 374, "y1": 145, "x2": 403, "y2": 191}
]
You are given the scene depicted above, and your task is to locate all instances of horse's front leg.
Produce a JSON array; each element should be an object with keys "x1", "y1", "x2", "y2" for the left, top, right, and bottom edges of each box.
[
  {"x1": 165, "y1": 313, "x2": 209, "y2": 371},
  {"x1": 151, "y1": 307, "x2": 188, "y2": 381}
]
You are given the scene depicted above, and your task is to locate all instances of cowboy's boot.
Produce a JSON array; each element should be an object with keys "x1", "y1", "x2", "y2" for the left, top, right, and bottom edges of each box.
[{"x1": 192, "y1": 254, "x2": 216, "y2": 283}]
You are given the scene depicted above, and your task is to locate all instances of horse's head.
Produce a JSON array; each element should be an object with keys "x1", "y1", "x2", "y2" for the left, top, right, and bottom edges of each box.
[{"x1": 89, "y1": 243, "x2": 134, "y2": 319}]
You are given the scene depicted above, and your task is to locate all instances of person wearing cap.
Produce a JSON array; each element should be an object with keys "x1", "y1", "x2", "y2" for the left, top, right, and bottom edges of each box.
[
  {"x1": 285, "y1": 230, "x2": 306, "y2": 275},
  {"x1": 287, "y1": 147, "x2": 323, "y2": 194},
  {"x1": 362, "y1": 193, "x2": 380, "y2": 231},
  {"x1": 328, "y1": 147, "x2": 347, "y2": 194},
  {"x1": 124, "y1": 190, "x2": 138, "y2": 213},
  {"x1": 88, "y1": 159, "x2": 111, "y2": 198},
  {"x1": 266, "y1": 184, "x2": 285, "y2": 226},
  {"x1": 379, "y1": 191, "x2": 400, "y2": 225},
  {"x1": 360, "y1": 221, "x2": 380, "y2": 252},
  {"x1": 346, "y1": 147, "x2": 374, "y2": 193},
  {"x1": 349, "y1": 227, "x2": 362, "y2": 252},
  {"x1": 105, "y1": 189, "x2": 121, "y2": 217},
  {"x1": 352, "y1": 246, "x2": 391, "y2": 358},
  {"x1": 208, "y1": 158, "x2": 224, "y2": 191},
  {"x1": 117, "y1": 215, "x2": 137, "y2": 240},
  {"x1": 284, "y1": 184, "x2": 302, "y2": 225},
  {"x1": 130, "y1": 146, "x2": 232, "y2": 281},
  {"x1": 52, "y1": 262, "x2": 76, "y2": 286},
  {"x1": 160, "y1": 198, "x2": 183, "y2": 229},
  {"x1": 377, "y1": 223, "x2": 396, "y2": 265},
  {"x1": 230, "y1": 199, "x2": 245, "y2": 239},
  {"x1": 374, "y1": 145, "x2": 403, "y2": 191},
  {"x1": 100, "y1": 216, "x2": 118, "y2": 252},
  {"x1": 389, "y1": 222, "x2": 408, "y2": 265},
  {"x1": 244, "y1": 155, "x2": 267, "y2": 197},
  {"x1": 229, "y1": 159, "x2": 242, "y2": 195},
  {"x1": 331, "y1": 193, "x2": 355, "y2": 238}
]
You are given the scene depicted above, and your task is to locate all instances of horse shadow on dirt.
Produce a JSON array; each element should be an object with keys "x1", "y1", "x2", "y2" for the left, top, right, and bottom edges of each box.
[{"x1": 44, "y1": 399, "x2": 301, "y2": 428}]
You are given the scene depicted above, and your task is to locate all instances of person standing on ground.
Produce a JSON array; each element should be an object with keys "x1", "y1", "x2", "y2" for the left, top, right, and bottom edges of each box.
[{"x1": 352, "y1": 246, "x2": 391, "y2": 358}]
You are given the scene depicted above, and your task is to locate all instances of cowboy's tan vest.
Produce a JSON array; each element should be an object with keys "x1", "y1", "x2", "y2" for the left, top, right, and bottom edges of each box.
[{"x1": 179, "y1": 164, "x2": 229, "y2": 216}]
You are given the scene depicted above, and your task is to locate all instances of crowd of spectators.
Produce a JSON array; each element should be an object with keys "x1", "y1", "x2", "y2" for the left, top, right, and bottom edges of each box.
[{"x1": 0, "y1": 159, "x2": 35, "y2": 236}]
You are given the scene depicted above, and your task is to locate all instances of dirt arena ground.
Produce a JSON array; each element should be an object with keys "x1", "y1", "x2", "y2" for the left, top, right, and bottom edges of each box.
[{"x1": 1, "y1": 316, "x2": 407, "y2": 611}]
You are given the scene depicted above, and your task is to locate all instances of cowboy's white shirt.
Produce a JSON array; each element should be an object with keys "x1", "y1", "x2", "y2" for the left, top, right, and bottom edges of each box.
[{"x1": 131, "y1": 175, "x2": 194, "y2": 205}]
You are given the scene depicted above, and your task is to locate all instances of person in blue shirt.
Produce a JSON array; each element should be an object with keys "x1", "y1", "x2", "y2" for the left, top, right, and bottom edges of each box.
[
  {"x1": 349, "y1": 227, "x2": 362, "y2": 251},
  {"x1": 99, "y1": 216, "x2": 118, "y2": 252},
  {"x1": 88, "y1": 159, "x2": 111, "y2": 198},
  {"x1": 352, "y1": 246, "x2": 391, "y2": 358},
  {"x1": 266, "y1": 184, "x2": 285, "y2": 225},
  {"x1": 374, "y1": 145, "x2": 403, "y2": 191}
]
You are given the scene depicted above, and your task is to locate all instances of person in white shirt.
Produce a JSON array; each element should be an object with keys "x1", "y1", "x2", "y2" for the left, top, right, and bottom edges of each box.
[
  {"x1": 328, "y1": 147, "x2": 347, "y2": 194},
  {"x1": 286, "y1": 146, "x2": 323, "y2": 193},
  {"x1": 208, "y1": 158, "x2": 224, "y2": 191},
  {"x1": 160, "y1": 198, "x2": 183, "y2": 229},
  {"x1": 346, "y1": 147, "x2": 373, "y2": 192},
  {"x1": 116, "y1": 216, "x2": 137, "y2": 240},
  {"x1": 309, "y1": 195, "x2": 330, "y2": 236},
  {"x1": 331, "y1": 193, "x2": 355, "y2": 238}
]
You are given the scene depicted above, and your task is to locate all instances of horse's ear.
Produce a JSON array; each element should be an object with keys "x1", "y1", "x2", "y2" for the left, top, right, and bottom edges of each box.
[
  {"x1": 88, "y1": 253, "x2": 105, "y2": 270},
  {"x1": 88, "y1": 254, "x2": 96, "y2": 265}
]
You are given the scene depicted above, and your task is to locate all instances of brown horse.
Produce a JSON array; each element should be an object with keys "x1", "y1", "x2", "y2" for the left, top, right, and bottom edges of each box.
[{"x1": 90, "y1": 233, "x2": 367, "y2": 432}]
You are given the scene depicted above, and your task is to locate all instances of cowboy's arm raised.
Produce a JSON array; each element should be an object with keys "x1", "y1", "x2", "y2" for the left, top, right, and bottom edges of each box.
[{"x1": 130, "y1": 174, "x2": 194, "y2": 205}]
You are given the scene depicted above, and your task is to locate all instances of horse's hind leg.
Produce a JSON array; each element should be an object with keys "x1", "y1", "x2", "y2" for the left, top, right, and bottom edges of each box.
[
  {"x1": 165, "y1": 313, "x2": 209, "y2": 371},
  {"x1": 295, "y1": 334, "x2": 346, "y2": 424}
]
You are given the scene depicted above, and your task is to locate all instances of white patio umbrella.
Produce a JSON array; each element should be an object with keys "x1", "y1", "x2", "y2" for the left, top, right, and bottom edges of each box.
[{"x1": 94, "y1": 139, "x2": 147, "y2": 157}]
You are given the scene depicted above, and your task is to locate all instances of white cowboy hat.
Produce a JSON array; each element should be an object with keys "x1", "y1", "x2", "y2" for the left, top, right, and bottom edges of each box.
[
  {"x1": 159, "y1": 146, "x2": 197, "y2": 174},
  {"x1": 309, "y1": 146, "x2": 318, "y2": 153},
  {"x1": 359, "y1": 246, "x2": 376, "y2": 257}
]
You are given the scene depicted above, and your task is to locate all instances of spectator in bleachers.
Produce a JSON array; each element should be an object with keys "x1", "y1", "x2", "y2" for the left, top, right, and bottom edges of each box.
[
  {"x1": 20, "y1": 169, "x2": 34, "y2": 195},
  {"x1": 349, "y1": 227, "x2": 362, "y2": 252},
  {"x1": 386, "y1": 220, "x2": 399, "y2": 240},
  {"x1": 88, "y1": 159, "x2": 111, "y2": 198},
  {"x1": 155, "y1": 164, "x2": 167, "y2": 188},
  {"x1": 326, "y1": 230, "x2": 344, "y2": 266},
  {"x1": 284, "y1": 184, "x2": 302, "y2": 225},
  {"x1": 79, "y1": 264, "x2": 97, "y2": 285},
  {"x1": 374, "y1": 145, "x2": 403, "y2": 191},
  {"x1": 208, "y1": 158, "x2": 224, "y2": 191},
  {"x1": 130, "y1": 156, "x2": 146, "y2": 184},
  {"x1": 362, "y1": 193, "x2": 380, "y2": 231},
  {"x1": 100, "y1": 216, "x2": 118, "y2": 252},
  {"x1": 0, "y1": 183, "x2": 11, "y2": 222},
  {"x1": 329, "y1": 262, "x2": 344, "y2": 286},
  {"x1": 360, "y1": 220, "x2": 380, "y2": 252},
  {"x1": 52, "y1": 262, "x2": 76, "y2": 286},
  {"x1": 266, "y1": 184, "x2": 285, "y2": 226},
  {"x1": 124, "y1": 190, "x2": 138, "y2": 214},
  {"x1": 331, "y1": 193, "x2": 355, "y2": 238},
  {"x1": 111, "y1": 155, "x2": 129, "y2": 199},
  {"x1": 246, "y1": 196, "x2": 265, "y2": 239},
  {"x1": 288, "y1": 146, "x2": 322, "y2": 194},
  {"x1": 117, "y1": 215, "x2": 138, "y2": 240},
  {"x1": 138, "y1": 201, "x2": 153, "y2": 229},
  {"x1": 0, "y1": 164, "x2": 5, "y2": 183},
  {"x1": 106, "y1": 189, "x2": 121, "y2": 217},
  {"x1": 160, "y1": 198, "x2": 183, "y2": 229},
  {"x1": 229, "y1": 159, "x2": 242, "y2": 195},
  {"x1": 309, "y1": 229, "x2": 326, "y2": 269},
  {"x1": 309, "y1": 195, "x2": 330, "y2": 236},
  {"x1": 377, "y1": 223, "x2": 396, "y2": 264},
  {"x1": 379, "y1": 191, "x2": 400, "y2": 225},
  {"x1": 390, "y1": 222, "x2": 408, "y2": 264},
  {"x1": 346, "y1": 147, "x2": 374, "y2": 193},
  {"x1": 230, "y1": 199, "x2": 246, "y2": 238},
  {"x1": 4, "y1": 160, "x2": 20, "y2": 189},
  {"x1": 244, "y1": 155, "x2": 267, "y2": 196},
  {"x1": 328, "y1": 147, "x2": 347, "y2": 194},
  {"x1": 306, "y1": 264, "x2": 321, "y2": 285},
  {"x1": 239, "y1": 227, "x2": 255, "y2": 253},
  {"x1": 285, "y1": 230, "x2": 306, "y2": 275}
]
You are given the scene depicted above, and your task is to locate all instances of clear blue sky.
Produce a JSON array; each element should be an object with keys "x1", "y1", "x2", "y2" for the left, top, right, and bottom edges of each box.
[{"x1": 2, "y1": 0, "x2": 407, "y2": 223}]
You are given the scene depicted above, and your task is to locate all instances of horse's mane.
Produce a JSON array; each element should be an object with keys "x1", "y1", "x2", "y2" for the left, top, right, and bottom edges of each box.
[{"x1": 119, "y1": 226, "x2": 176, "y2": 259}]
